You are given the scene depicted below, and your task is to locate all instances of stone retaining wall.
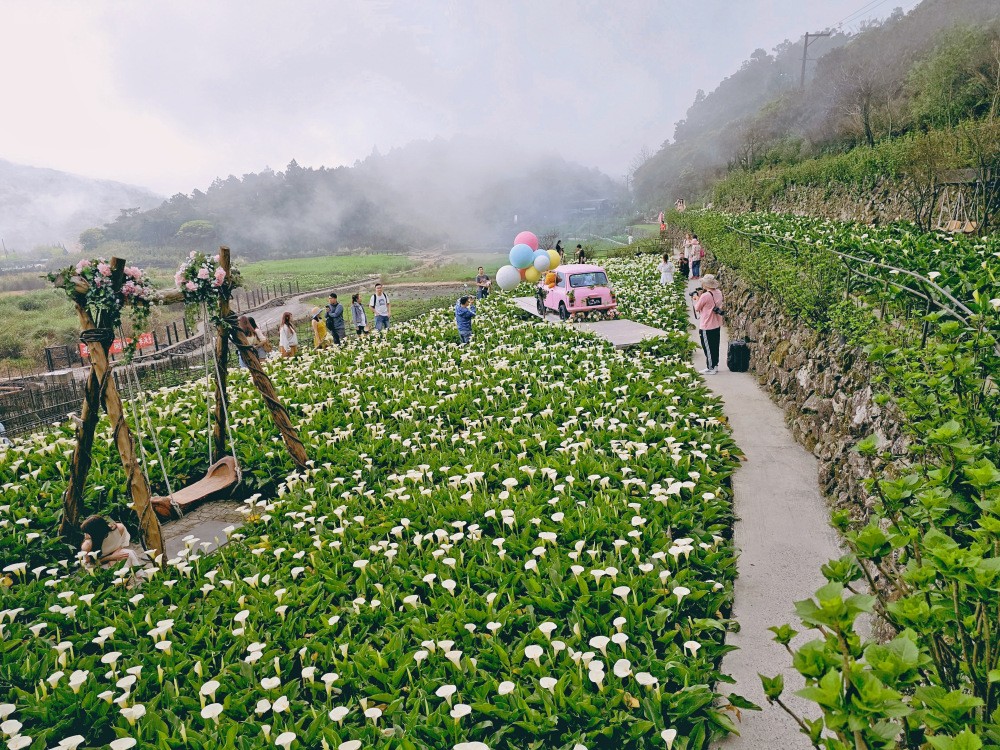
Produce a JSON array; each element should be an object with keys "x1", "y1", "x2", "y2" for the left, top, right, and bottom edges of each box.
[{"x1": 717, "y1": 268, "x2": 908, "y2": 519}]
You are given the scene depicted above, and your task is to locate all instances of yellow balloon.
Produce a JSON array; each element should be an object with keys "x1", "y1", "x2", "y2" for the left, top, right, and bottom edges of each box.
[
  {"x1": 524, "y1": 266, "x2": 541, "y2": 283},
  {"x1": 547, "y1": 249, "x2": 560, "y2": 270}
]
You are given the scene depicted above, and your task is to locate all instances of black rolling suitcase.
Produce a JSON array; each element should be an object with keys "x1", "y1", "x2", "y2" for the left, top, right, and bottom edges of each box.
[{"x1": 727, "y1": 340, "x2": 750, "y2": 372}]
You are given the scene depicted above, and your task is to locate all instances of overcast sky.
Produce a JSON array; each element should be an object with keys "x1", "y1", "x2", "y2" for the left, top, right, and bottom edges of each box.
[{"x1": 0, "y1": 0, "x2": 921, "y2": 195}]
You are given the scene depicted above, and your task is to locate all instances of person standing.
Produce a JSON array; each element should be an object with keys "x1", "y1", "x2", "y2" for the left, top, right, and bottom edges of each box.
[
  {"x1": 555, "y1": 240, "x2": 564, "y2": 263},
  {"x1": 575, "y1": 244, "x2": 585, "y2": 263},
  {"x1": 690, "y1": 234, "x2": 704, "y2": 279},
  {"x1": 247, "y1": 316, "x2": 269, "y2": 359},
  {"x1": 369, "y1": 283, "x2": 391, "y2": 331},
  {"x1": 475, "y1": 267, "x2": 491, "y2": 299},
  {"x1": 351, "y1": 293, "x2": 368, "y2": 335},
  {"x1": 278, "y1": 311, "x2": 298, "y2": 357},
  {"x1": 325, "y1": 292, "x2": 346, "y2": 345},
  {"x1": 694, "y1": 275, "x2": 724, "y2": 375},
  {"x1": 657, "y1": 253, "x2": 676, "y2": 285},
  {"x1": 310, "y1": 307, "x2": 328, "y2": 349},
  {"x1": 454, "y1": 295, "x2": 476, "y2": 344}
]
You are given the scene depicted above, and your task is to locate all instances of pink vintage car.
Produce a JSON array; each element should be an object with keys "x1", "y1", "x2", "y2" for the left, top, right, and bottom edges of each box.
[{"x1": 536, "y1": 263, "x2": 618, "y2": 320}]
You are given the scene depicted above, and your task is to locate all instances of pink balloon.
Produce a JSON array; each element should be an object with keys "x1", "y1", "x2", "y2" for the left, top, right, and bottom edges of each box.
[{"x1": 514, "y1": 231, "x2": 538, "y2": 251}]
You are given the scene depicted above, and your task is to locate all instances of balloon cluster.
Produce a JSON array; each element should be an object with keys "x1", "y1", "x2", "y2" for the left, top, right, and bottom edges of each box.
[{"x1": 496, "y1": 231, "x2": 561, "y2": 291}]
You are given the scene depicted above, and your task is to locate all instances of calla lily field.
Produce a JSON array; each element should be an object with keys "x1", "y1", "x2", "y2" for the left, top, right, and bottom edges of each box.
[{"x1": 0, "y1": 259, "x2": 748, "y2": 749}]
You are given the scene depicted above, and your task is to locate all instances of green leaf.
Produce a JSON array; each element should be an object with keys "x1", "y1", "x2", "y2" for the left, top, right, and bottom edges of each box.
[{"x1": 758, "y1": 673, "x2": 784, "y2": 702}]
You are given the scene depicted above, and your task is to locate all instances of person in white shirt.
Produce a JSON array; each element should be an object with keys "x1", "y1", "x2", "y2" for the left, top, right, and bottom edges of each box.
[
  {"x1": 370, "y1": 283, "x2": 391, "y2": 331},
  {"x1": 80, "y1": 515, "x2": 141, "y2": 568},
  {"x1": 278, "y1": 311, "x2": 298, "y2": 357},
  {"x1": 657, "y1": 253, "x2": 676, "y2": 285}
]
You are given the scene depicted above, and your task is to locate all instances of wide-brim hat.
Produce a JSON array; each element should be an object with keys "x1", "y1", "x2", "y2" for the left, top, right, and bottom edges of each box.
[{"x1": 701, "y1": 275, "x2": 720, "y2": 289}]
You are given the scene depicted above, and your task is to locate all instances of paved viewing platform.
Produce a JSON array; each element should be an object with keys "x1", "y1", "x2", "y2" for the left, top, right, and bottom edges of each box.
[{"x1": 512, "y1": 296, "x2": 666, "y2": 348}]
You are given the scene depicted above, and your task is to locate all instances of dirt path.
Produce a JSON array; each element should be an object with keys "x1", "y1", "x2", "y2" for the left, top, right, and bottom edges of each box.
[{"x1": 685, "y1": 279, "x2": 846, "y2": 749}]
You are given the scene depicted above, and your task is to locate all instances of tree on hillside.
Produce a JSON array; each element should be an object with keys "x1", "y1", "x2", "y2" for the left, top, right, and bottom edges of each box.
[
  {"x1": 78, "y1": 227, "x2": 105, "y2": 252},
  {"x1": 899, "y1": 128, "x2": 955, "y2": 230},
  {"x1": 909, "y1": 25, "x2": 1000, "y2": 128},
  {"x1": 175, "y1": 220, "x2": 217, "y2": 246}
]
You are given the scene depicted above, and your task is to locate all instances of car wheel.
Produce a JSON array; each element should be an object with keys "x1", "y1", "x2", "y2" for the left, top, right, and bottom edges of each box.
[
  {"x1": 536, "y1": 298, "x2": 545, "y2": 316},
  {"x1": 558, "y1": 303, "x2": 569, "y2": 321}
]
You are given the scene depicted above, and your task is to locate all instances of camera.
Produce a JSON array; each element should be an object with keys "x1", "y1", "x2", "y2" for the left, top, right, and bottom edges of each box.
[{"x1": 689, "y1": 288, "x2": 702, "y2": 298}]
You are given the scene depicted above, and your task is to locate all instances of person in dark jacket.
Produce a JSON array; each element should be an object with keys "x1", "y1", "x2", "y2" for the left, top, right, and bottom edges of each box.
[
  {"x1": 324, "y1": 293, "x2": 346, "y2": 345},
  {"x1": 454, "y1": 296, "x2": 476, "y2": 344}
]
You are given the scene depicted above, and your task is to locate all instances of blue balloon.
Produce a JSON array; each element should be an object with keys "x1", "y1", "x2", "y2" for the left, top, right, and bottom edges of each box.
[{"x1": 509, "y1": 243, "x2": 535, "y2": 270}]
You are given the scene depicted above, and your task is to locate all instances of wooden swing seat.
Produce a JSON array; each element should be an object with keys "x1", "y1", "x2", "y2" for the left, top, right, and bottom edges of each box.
[{"x1": 151, "y1": 456, "x2": 239, "y2": 518}]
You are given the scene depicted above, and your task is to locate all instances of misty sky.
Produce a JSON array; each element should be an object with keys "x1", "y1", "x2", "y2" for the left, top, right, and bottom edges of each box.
[{"x1": 1, "y1": 0, "x2": 921, "y2": 195}]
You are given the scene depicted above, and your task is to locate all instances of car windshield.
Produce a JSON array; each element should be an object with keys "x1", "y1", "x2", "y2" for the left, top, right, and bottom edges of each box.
[{"x1": 569, "y1": 272, "x2": 608, "y2": 288}]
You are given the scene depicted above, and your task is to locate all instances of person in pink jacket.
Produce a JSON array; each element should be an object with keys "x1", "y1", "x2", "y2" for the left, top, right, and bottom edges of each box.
[{"x1": 693, "y1": 275, "x2": 724, "y2": 374}]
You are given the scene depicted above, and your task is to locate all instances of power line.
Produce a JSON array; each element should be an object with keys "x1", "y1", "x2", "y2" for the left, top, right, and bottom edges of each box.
[{"x1": 835, "y1": 0, "x2": 892, "y2": 29}]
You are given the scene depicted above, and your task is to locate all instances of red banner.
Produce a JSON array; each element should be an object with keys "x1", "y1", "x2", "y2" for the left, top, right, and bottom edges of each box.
[{"x1": 79, "y1": 331, "x2": 154, "y2": 359}]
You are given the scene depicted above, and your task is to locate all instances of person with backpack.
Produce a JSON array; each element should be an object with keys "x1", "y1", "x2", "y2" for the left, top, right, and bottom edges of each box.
[
  {"x1": 454, "y1": 295, "x2": 476, "y2": 344},
  {"x1": 693, "y1": 275, "x2": 724, "y2": 375},
  {"x1": 369, "y1": 283, "x2": 391, "y2": 331},
  {"x1": 323, "y1": 292, "x2": 346, "y2": 345}
]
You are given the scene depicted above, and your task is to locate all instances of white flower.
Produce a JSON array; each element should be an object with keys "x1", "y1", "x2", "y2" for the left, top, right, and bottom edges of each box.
[
  {"x1": 523, "y1": 644, "x2": 544, "y2": 666},
  {"x1": 436, "y1": 684, "x2": 457, "y2": 704},
  {"x1": 120, "y1": 704, "x2": 146, "y2": 726},
  {"x1": 613, "y1": 659, "x2": 632, "y2": 678},
  {"x1": 454, "y1": 743, "x2": 490, "y2": 750},
  {"x1": 683, "y1": 640, "x2": 701, "y2": 657},
  {"x1": 1, "y1": 720, "x2": 23, "y2": 737},
  {"x1": 450, "y1": 703, "x2": 472, "y2": 719},
  {"x1": 498, "y1": 681, "x2": 515, "y2": 695},
  {"x1": 56, "y1": 735, "x2": 86, "y2": 750},
  {"x1": 661, "y1": 728, "x2": 678, "y2": 749},
  {"x1": 199, "y1": 680, "x2": 220, "y2": 700},
  {"x1": 672, "y1": 586, "x2": 690, "y2": 605},
  {"x1": 539, "y1": 676, "x2": 557, "y2": 692},
  {"x1": 538, "y1": 622, "x2": 556, "y2": 640},
  {"x1": 588, "y1": 635, "x2": 609, "y2": 656},
  {"x1": 364, "y1": 707, "x2": 382, "y2": 722},
  {"x1": 261, "y1": 676, "x2": 281, "y2": 690},
  {"x1": 328, "y1": 706, "x2": 350, "y2": 724},
  {"x1": 110, "y1": 739, "x2": 138, "y2": 750},
  {"x1": 636, "y1": 672, "x2": 659, "y2": 687},
  {"x1": 201, "y1": 702, "x2": 223, "y2": 723},
  {"x1": 275, "y1": 731, "x2": 296, "y2": 749}
]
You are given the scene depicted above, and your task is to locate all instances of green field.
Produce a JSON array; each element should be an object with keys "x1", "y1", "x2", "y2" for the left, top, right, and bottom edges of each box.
[{"x1": 237, "y1": 254, "x2": 417, "y2": 290}]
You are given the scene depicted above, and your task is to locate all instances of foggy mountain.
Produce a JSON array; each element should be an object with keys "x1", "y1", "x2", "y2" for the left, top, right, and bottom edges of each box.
[
  {"x1": 0, "y1": 159, "x2": 161, "y2": 253},
  {"x1": 633, "y1": 0, "x2": 1000, "y2": 208},
  {"x1": 97, "y1": 137, "x2": 621, "y2": 262}
]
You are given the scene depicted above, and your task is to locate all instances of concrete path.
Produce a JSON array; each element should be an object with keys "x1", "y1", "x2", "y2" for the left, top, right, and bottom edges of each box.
[
  {"x1": 685, "y1": 280, "x2": 845, "y2": 749},
  {"x1": 512, "y1": 296, "x2": 665, "y2": 348}
]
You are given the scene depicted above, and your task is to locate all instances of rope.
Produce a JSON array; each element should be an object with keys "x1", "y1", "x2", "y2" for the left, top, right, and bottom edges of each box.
[
  {"x1": 117, "y1": 326, "x2": 181, "y2": 517},
  {"x1": 209, "y1": 318, "x2": 243, "y2": 484},
  {"x1": 201, "y1": 302, "x2": 214, "y2": 467}
]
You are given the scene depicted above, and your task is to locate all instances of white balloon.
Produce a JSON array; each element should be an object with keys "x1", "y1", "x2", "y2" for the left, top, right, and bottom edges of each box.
[
  {"x1": 496, "y1": 265, "x2": 522, "y2": 291},
  {"x1": 533, "y1": 254, "x2": 551, "y2": 272}
]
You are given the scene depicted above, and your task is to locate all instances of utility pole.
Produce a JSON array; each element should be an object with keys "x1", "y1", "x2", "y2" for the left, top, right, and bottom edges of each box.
[{"x1": 800, "y1": 30, "x2": 832, "y2": 89}]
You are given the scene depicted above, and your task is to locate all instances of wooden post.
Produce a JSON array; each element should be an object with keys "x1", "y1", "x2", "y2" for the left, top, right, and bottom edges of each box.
[
  {"x1": 213, "y1": 246, "x2": 233, "y2": 460},
  {"x1": 229, "y1": 328, "x2": 308, "y2": 469},
  {"x1": 59, "y1": 368, "x2": 101, "y2": 539}
]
